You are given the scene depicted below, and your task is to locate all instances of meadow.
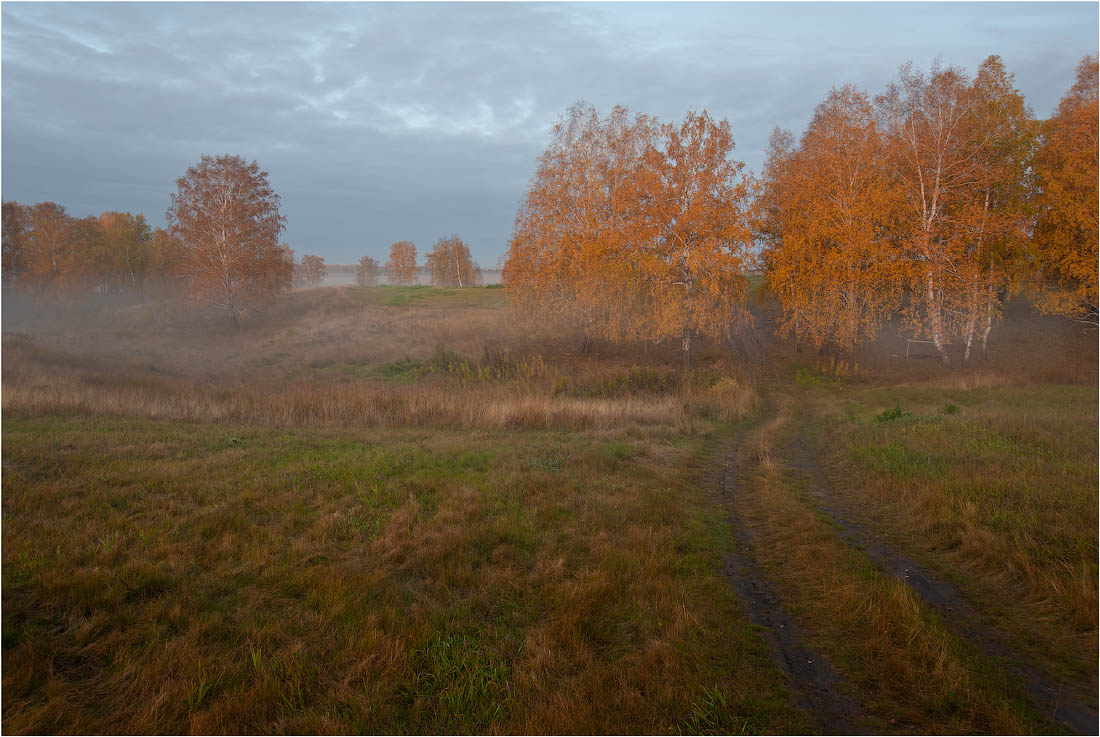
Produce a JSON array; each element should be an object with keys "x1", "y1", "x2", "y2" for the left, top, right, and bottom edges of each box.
[{"x1": 2, "y1": 285, "x2": 1096, "y2": 734}]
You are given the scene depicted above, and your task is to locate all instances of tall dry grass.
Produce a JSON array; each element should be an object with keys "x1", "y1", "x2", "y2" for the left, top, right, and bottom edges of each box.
[{"x1": 2, "y1": 337, "x2": 755, "y2": 432}]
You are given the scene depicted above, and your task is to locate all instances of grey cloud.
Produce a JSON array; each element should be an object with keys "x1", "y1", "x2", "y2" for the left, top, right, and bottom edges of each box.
[{"x1": 3, "y1": 2, "x2": 1097, "y2": 264}]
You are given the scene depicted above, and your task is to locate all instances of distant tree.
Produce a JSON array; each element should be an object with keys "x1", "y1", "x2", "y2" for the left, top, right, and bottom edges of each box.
[
  {"x1": 22, "y1": 202, "x2": 77, "y2": 292},
  {"x1": 146, "y1": 227, "x2": 187, "y2": 293},
  {"x1": 2, "y1": 201, "x2": 28, "y2": 287},
  {"x1": 385, "y1": 240, "x2": 418, "y2": 285},
  {"x1": 299, "y1": 254, "x2": 326, "y2": 287},
  {"x1": 166, "y1": 154, "x2": 290, "y2": 328},
  {"x1": 1031, "y1": 54, "x2": 1099, "y2": 325},
  {"x1": 355, "y1": 255, "x2": 381, "y2": 286},
  {"x1": 97, "y1": 211, "x2": 152, "y2": 294},
  {"x1": 426, "y1": 235, "x2": 476, "y2": 287}
]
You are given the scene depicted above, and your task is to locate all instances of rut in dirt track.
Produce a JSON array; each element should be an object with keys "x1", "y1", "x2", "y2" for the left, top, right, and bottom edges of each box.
[
  {"x1": 710, "y1": 432, "x2": 864, "y2": 734},
  {"x1": 781, "y1": 420, "x2": 1099, "y2": 735}
]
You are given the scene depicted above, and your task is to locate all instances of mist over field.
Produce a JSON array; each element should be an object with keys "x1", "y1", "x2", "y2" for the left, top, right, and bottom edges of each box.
[{"x1": 2, "y1": 2, "x2": 1097, "y2": 735}]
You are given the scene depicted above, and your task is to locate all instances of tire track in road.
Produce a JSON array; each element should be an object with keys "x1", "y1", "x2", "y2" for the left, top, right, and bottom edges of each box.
[
  {"x1": 782, "y1": 422, "x2": 1098, "y2": 735},
  {"x1": 709, "y1": 425, "x2": 865, "y2": 734}
]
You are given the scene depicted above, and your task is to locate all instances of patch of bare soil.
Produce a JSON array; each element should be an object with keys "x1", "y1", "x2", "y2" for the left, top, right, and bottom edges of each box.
[
  {"x1": 709, "y1": 433, "x2": 865, "y2": 734},
  {"x1": 782, "y1": 422, "x2": 1099, "y2": 734}
]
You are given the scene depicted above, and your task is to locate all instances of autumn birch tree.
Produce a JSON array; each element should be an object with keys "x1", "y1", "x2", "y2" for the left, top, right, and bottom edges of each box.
[
  {"x1": 877, "y1": 62, "x2": 989, "y2": 366},
  {"x1": 1032, "y1": 55, "x2": 1099, "y2": 325},
  {"x1": 385, "y1": 240, "x2": 418, "y2": 285},
  {"x1": 631, "y1": 111, "x2": 754, "y2": 369},
  {"x1": 506, "y1": 103, "x2": 655, "y2": 351},
  {"x1": 947, "y1": 56, "x2": 1037, "y2": 364},
  {"x1": 167, "y1": 154, "x2": 290, "y2": 328},
  {"x1": 758, "y1": 87, "x2": 906, "y2": 353},
  {"x1": 426, "y1": 235, "x2": 476, "y2": 287},
  {"x1": 97, "y1": 211, "x2": 152, "y2": 294},
  {"x1": 355, "y1": 255, "x2": 381, "y2": 286},
  {"x1": 507, "y1": 104, "x2": 753, "y2": 368}
]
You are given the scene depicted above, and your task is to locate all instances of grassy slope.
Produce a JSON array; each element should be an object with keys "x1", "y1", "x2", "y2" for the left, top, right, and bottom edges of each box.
[
  {"x1": 1, "y1": 287, "x2": 806, "y2": 734},
  {"x1": 3, "y1": 285, "x2": 1096, "y2": 733}
]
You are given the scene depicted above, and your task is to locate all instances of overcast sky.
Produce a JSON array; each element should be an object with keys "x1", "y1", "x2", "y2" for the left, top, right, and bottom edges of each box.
[{"x1": 2, "y1": 2, "x2": 1096, "y2": 265}]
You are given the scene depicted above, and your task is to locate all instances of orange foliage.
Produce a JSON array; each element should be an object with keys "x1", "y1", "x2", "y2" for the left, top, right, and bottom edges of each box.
[
  {"x1": 20, "y1": 202, "x2": 82, "y2": 292},
  {"x1": 167, "y1": 154, "x2": 290, "y2": 328},
  {"x1": 1032, "y1": 55, "x2": 1099, "y2": 324},
  {"x1": 946, "y1": 56, "x2": 1037, "y2": 363},
  {"x1": 506, "y1": 103, "x2": 753, "y2": 367},
  {"x1": 426, "y1": 235, "x2": 476, "y2": 287},
  {"x1": 96, "y1": 211, "x2": 152, "y2": 294},
  {"x1": 385, "y1": 240, "x2": 418, "y2": 285},
  {"x1": 758, "y1": 87, "x2": 906, "y2": 353},
  {"x1": 876, "y1": 59, "x2": 1030, "y2": 366}
]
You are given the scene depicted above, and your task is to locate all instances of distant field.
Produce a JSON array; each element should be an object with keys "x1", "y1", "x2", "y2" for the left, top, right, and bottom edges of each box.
[
  {"x1": 2, "y1": 285, "x2": 1096, "y2": 733},
  {"x1": 303, "y1": 269, "x2": 504, "y2": 289}
]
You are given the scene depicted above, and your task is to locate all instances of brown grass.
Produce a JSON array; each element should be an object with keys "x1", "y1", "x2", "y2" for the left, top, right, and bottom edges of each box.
[
  {"x1": 2, "y1": 287, "x2": 783, "y2": 734},
  {"x1": 2, "y1": 336, "x2": 754, "y2": 432},
  {"x1": 2, "y1": 413, "x2": 802, "y2": 734}
]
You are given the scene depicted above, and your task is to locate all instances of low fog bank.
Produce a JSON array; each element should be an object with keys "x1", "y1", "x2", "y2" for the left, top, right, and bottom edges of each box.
[{"x1": 303, "y1": 269, "x2": 503, "y2": 289}]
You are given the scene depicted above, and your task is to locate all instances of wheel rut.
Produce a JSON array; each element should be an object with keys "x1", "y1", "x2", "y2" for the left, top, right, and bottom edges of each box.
[
  {"x1": 782, "y1": 421, "x2": 1098, "y2": 735},
  {"x1": 710, "y1": 429, "x2": 864, "y2": 734}
]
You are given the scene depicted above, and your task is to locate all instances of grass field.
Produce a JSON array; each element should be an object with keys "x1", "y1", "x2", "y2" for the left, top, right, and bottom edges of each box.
[{"x1": 2, "y1": 285, "x2": 1096, "y2": 733}]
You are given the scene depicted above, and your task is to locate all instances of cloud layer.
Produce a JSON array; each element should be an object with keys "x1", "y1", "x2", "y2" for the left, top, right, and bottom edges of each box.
[{"x1": 3, "y1": 1, "x2": 1096, "y2": 264}]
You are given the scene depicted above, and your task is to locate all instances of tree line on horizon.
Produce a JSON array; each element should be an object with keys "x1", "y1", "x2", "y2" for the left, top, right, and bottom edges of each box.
[
  {"x1": 505, "y1": 54, "x2": 1098, "y2": 368},
  {"x1": 1, "y1": 157, "x2": 483, "y2": 325},
  {"x1": 2, "y1": 54, "x2": 1095, "y2": 354},
  {"x1": 355, "y1": 238, "x2": 484, "y2": 288}
]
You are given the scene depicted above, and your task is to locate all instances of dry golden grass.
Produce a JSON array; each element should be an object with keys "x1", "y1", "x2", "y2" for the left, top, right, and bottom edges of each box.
[
  {"x1": 2, "y1": 286, "x2": 782, "y2": 734},
  {"x1": 2, "y1": 335, "x2": 754, "y2": 433},
  {"x1": 3, "y1": 285, "x2": 1095, "y2": 733}
]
